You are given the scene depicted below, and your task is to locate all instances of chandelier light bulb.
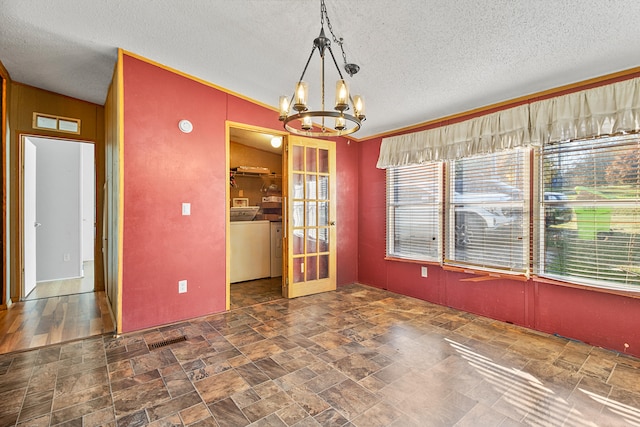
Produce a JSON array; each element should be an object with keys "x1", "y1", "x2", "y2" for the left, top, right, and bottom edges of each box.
[
  {"x1": 293, "y1": 82, "x2": 308, "y2": 112},
  {"x1": 302, "y1": 116, "x2": 313, "y2": 130},
  {"x1": 278, "y1": 96, "x2": 290, "y2": 120},
  {"x1": 353, "y1": 95, "x2": 366, "y2": 120},
  {"x1": 335, "y1": 116, "x2": 346, "y2": 130},
  {"x1": 335, "y1": 80, "x2": 349, "y2": 111}
]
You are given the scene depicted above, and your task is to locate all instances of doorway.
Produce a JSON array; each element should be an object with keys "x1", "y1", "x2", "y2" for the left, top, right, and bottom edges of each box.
[
  {"x1": 22, "y1": 135, "x2": 96, "y2": 300},
  {"x1": 226, "y1": 122, "x2": 338, "y2": 309},
  {"x1": 227, "y1": 124, "x2": 285, "y2": 310}
]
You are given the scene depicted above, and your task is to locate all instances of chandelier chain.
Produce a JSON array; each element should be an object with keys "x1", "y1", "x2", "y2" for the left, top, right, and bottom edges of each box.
[
  {"x1": 278, "y1": 0, "x2": 365, "y2": 137},
  {"x1": 320, "y1": 0, "x2": 349, "y2": 68}
]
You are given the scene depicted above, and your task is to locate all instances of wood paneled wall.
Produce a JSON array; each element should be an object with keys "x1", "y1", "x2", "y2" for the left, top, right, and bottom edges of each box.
[
  {"x1": 0, "y1": 61, "x2": 9, "y2": 308},
  {"x1": 104, "y1": 53, "x2": 122, "y2": 331},
  {"x1": 229, "y1": 142, "x2": 282, "y2": 207},
  {"x1": 7, "y1": 83, "x2": 106, "y2": 301}
]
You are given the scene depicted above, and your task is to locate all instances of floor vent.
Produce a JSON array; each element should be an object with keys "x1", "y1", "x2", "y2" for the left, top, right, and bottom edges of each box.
[{"x1": 147, "y1": 336, "x2": 187, "y2": 350}]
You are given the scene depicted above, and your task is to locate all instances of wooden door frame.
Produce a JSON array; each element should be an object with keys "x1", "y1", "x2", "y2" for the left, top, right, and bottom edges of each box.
[
  {"x1": 0, "y1": 63, "x2": 7, "y2": 309},
  {"x1": 16, "y1": 133, "x2": 99, "y2": 301}
]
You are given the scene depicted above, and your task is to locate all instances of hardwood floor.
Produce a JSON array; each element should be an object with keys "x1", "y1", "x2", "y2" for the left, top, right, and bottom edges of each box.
[
  {"x1": 0, "y1": 291, "x2": 114, "y2": 354},
  {"x1": 26, "y1": 261, "x2": 95, "y2": 300}
]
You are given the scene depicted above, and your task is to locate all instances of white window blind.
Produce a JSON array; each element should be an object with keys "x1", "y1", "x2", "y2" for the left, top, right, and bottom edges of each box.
[
  {"x1": 538, "y1": 134, "x2": 640, "y2": 291},
  {"x1": 446, "y1": 149, "x2": 530, "y2": 272},
  {"x1": 386, "y1": 163, "x2": 442, "y2": 261}
]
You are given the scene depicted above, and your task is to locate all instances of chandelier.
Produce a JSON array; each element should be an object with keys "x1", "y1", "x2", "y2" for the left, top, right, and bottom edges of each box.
[{"x1": 278, "y1": 0, "x2": 365, "y2": 137}]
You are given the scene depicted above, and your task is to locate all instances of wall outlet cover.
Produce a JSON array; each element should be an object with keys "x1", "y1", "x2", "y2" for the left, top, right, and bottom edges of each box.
[
  {"x1": 421, "y1": 266, "x2": 428, "y2": 277},
  {"x1": 178, "y1": 280, "x2": 187, "y2": 293}
]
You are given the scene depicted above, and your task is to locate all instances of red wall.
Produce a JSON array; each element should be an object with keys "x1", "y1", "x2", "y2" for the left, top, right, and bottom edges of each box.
[
  {"x1": 357, "y1": 136, "x2": 640, "y2": 358},
  {"x1": 335, "y1": 140, "x2": 359, "y2": 285},
  {"x1": 121, "y1": 54, "x2": 359, "y2": 332}
]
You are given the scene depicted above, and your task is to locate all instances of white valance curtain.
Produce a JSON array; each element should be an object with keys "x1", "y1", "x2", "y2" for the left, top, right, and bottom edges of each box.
[
  {"x1": 530, "y1": 78, "x2": 640, "y2": 144},
  {"x1": 377, "y1": 77, "x2": 640, "y2": 169}
]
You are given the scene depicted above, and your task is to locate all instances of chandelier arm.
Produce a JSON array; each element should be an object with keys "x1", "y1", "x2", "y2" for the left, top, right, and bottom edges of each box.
[
  {"x1": 287, "y1": 46, "x2": 319, "y2": 112},
  {"x1": 297, "y1": 46, "x2": 319, "y2": 85},
  {"x1": 326, "y1": 46, "x2": 346, "y2": 81}
]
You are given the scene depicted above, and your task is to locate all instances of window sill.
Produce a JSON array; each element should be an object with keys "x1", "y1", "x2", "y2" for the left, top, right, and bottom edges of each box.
[
  {"x1": 532, "y1": 276, "x2": 640, "y2": 300},
  {"x1": 384, "y1": 256, "x2": 441, "y2": 266},
  {"x1": 443, "y1": 264, "x2": 529, "y2": 282}
]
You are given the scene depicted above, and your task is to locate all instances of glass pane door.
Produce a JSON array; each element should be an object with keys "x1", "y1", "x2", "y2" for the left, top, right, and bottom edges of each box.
[{"x1": 284, "y1": 136, "x2": 336, "y2": 298}]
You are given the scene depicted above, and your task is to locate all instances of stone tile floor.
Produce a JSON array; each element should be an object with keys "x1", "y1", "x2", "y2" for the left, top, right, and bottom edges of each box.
[
  {"x1": 1, "y1": 284, "x2": 640, "y2": 426},
  {"x1": 230, "y1": 278, "x2": 283, "y2": 310}
]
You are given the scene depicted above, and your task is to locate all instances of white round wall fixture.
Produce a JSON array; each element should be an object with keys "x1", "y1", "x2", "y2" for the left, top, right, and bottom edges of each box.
[
  {"x1": 270, "y1": 136, "x2": 282, "y2": 148},
  {"x1": 178, "y1": 119, "x2": 193, "y2": 133}
]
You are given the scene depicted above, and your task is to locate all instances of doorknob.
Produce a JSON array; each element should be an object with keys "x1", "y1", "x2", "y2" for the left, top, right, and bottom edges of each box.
[
  {"x1": 34, "y1": 222, "x2": 42, "y2": 228},
  {"x1": 330, "y1": 221, "x2": 336, "y2": 226}
]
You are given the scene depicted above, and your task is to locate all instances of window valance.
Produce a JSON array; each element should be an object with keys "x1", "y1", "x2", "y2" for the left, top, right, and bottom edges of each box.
[
  {"x1": 530, "y1": 78, "x2": 640, "y2": 144},
  {"x1": 377, "y1": 77, "x2": 640, "y2": 169}
]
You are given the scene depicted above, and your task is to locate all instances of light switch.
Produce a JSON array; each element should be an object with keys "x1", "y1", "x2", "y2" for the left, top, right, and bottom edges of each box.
[{"x1": 182, "y1": 203, "x2": 191, "y2": 216}]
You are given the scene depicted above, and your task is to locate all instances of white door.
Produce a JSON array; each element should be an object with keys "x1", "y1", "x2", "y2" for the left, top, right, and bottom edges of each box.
[{"x1": 23, "y1": 138, "x2": 38, "y2": 297}]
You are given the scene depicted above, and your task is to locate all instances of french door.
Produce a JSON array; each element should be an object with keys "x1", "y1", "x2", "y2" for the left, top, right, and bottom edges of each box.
[{"x1": 283, "y1": 136, "x2": 336, "y2": 298}]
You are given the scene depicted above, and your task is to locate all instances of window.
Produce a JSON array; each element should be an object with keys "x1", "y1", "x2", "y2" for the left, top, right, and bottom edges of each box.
[
  {"x1": 538, "y1": 134, "x2": 640, "y2": 290},
  {"x1": 386, "y1": 163, "x2": 442, "y2": 261},
  {"x1": 32, "y1": 112, "x2": 81, "y2": 134},
  {"x1": 446, "y1": 149, "x2": 530, "y2": 272}
]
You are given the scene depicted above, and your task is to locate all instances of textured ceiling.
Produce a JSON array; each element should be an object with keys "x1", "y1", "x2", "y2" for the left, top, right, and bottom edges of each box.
[{"x1": 1, "y1": 0, "x2": 640, "y2": 139}]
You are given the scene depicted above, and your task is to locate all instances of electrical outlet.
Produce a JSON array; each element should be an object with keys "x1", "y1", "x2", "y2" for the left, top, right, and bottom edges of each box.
[
  {"x1": 178, "y1": 280, "x2": 187, "y2": 293},
  {"x1": 421, "y1": 266, "x2": 428, "y2": 277},
  {"x1": 63, "y1": 253, "x2": 71, "y2": 262},
  {"x1": 182, "y1": 203, "x2": 191, "y2": 216}
]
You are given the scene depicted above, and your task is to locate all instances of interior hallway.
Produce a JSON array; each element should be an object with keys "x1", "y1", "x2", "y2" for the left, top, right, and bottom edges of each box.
[{"x1": 1, "y1": 283, "x2": 639, "y2": 426}]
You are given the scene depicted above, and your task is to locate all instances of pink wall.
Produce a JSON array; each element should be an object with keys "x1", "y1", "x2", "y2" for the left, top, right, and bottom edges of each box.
[
  {"x1": 121, "y1": 55, "x2": 359, "y2": 332},
  {"x1": 357, "y1": 135, "x2": 640, "y2": 358},
  {"x1": 335, "y1": 140, "x2": 359, "y2": 285},
  {"x1": 357, "y1": 137, "x2": 387, "y2": 287},
  {"x1": 122, "y1": 55, "x2": 227, "y2": 331}
]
